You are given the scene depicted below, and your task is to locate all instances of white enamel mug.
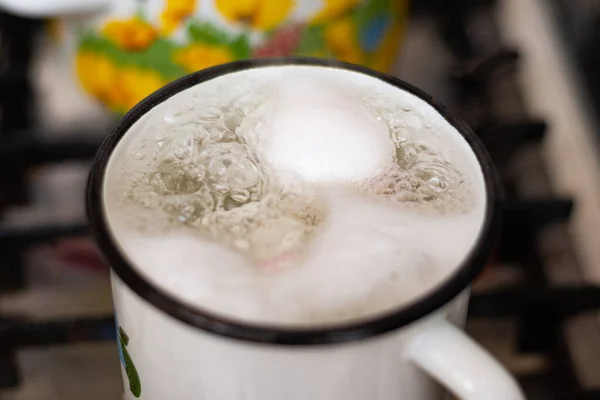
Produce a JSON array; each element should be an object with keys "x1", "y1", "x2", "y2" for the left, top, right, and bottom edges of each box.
[{"x1": 87, "y1": 58, "x2": 526, "y2": 400}]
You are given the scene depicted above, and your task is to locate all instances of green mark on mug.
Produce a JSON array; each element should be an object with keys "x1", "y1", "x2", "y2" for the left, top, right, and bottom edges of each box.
[{"x1": 118, "y1": 326, "x2": 142, "y2": 398}]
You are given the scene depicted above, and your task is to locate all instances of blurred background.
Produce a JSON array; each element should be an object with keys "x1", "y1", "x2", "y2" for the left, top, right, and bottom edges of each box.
[{"x1": 1, "y1": 0, "x2": 600, "y2": 399}]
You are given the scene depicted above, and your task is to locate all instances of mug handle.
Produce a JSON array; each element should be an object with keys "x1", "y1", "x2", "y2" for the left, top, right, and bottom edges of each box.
[
  {"x1": 406, "y1": 320, "x2": 526, "y2": 400},
  {"x1": 0, "y1": 0, "x2": 107, "y2": 17}
]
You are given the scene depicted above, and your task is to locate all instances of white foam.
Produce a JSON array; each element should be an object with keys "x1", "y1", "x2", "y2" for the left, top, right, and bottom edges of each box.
[
  {"x1": 103, "y1": 66, "x2": 487, "y2": 327},
  {"x1": 256, "y1": 77, "x2": 393, "y2": 183},
  {"x1": 118, "y1": 189, "x2": 480, "y2": 326}
]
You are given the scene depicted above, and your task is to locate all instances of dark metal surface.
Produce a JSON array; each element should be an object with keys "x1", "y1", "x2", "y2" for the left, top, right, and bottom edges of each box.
[
  {"x1": 0, "y1": 223, "x2": 89, "y2": 293},
  {"x1": 0, "y1": 224, "x2": 88, "y2": 245},
  {"x1": 470, "y1": 286, "x2": 600, "y2": 319},
  {"x1": 499, "y1": 198, "x2": 574, "y2": 262},
  {"x1": 0, "y1": 316, "x2": 115, "y2": 389},
  {"x1": 0, "y1": 315, "x2": 116, "y2": 347},
  {"x1": 0, "y1": 135, "x2": 103, "y2": 164},
  {"x1": 0, "y1": 12, "x2": 42, "y2": 211}
]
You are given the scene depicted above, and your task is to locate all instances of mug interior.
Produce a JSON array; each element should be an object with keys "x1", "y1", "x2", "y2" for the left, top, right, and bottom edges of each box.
[{"x1": 87, "y1": 57, "x2": 501, "y2": 345}]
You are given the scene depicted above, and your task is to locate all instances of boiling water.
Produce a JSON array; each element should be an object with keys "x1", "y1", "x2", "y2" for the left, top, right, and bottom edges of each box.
[{"x1": 103, "y1": 66, "x2": 486, "y2": 327}]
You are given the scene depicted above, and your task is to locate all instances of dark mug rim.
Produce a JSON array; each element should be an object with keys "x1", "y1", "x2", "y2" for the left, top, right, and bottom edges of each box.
[{"x1": 87, "y1": 57, "x2": 501, "y2": 346}]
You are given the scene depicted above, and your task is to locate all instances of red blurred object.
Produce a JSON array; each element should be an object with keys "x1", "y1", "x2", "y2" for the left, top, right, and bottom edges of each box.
[
  {"x1": 254, "y1": 24, "x2": 304, "y2": 58},
  {"x1": 475, "y1": 242, "x2": 501, "y2": 284},
  {"x1": 51, "y1": 238, "x2": 108, "y2": 273}
]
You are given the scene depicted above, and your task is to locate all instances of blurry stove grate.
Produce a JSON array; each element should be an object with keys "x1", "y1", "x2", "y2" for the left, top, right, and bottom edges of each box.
[
  {"x1": 547, "y1": 0, "x2": 600, "y2": 138},
  {"x1": 0, "y1": 12, "x2": 39, "y2": 134},
  {"x1": 0, "y1": 13, "x2": 102, "y2": 292},
  {"x1": 0, "y1": 315, "x2": 116, "y2": 388},
  {"x1": 499, "y1": 198, "x2": 574, "y2": 263},
  {"x1": 0, "y1": 315, "x2": 116, "y2": 347},
  {"x1": 443, "y1": 3, "x2": 600, "y2": 399},
  {"x1": 0, "y1": 12, "x2": 42, "y2": 211},
  {"x1": 557, "y1": 391, "x2": 600, "y2": 400},
  {"x1": 451, "y1": 47, "x2": 520, "y2": 80},
  {"x1": 2, "y1": 3, "x2": 600, "y2": 399},
  {"x1": 471, "y1": 284, "x2": 600, "y2": 355},
  {"x1": 449, "y1": 48, "x2": 521, "y2": 98},
  {"x1": 0, "y1": 134, "x2": 103, "y2": 165},
  {"x1": 450, "y1": 48, "x2": 526, "y2": 130},
  {"x1": 0, "y1": 224, "x2": 89, "y2": 243},
  {"x1": 477, "y1": 121, "x2": 547, "y2": 190},
  {"x1": 0, "y1": 223, "x2": 88, "y2": 292},
  {"x1": 470, "y1": 286, "x2": 600, "y2": 320},
  {"x1": 411, "y1": 0, "x2": 500, "y2": 58},
  {"x1": 0, "y1": 221, "x2": 103, "y2": 389}
]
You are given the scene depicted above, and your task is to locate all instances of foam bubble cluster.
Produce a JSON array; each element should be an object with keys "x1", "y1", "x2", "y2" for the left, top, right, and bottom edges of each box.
[
  {"x1": 255, "y1": 78, "x2": 393, "y2": 183},
  {"x1": 104, "y1": 66, "x2": 485, "y2": 326}
]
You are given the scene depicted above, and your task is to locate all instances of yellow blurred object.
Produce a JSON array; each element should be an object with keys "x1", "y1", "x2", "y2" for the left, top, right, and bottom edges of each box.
[
  {"x1": 164, "y1": 0, "x2": 197, "y2": 19},
  {"x1": 160, "y1": 0, "x2": 197, "y2": 35},
  {"x1": 215, "y1": 0, "x2": 294, "y2": 30},
  {"x1": 76, "y1": 52, "x2": 118, "y2": 101},
  {"x1": 117, "y1": 67, "x2": 167, "y2": 110},
  {"x1": 175, "y1": 44, "x2": 234, "y2": 73},
  {"x1": 160, "y1": 12, "x2": 182, "y2": 35},
  {"x1": 312, "y1": 0, "x2": 360, "y2": 23},
  {"x1": 325, "y1": 18, "x2": 364, "y2": 65},
  {"x1": 102, "y1": 18, "x2": 157, "y2": 51},
  {"x1": 50, "y1": 0, "x2": 410, "y2": 114},
  {"x1": 76, "y1": 51, "x2": 166, "y2": 112}
]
